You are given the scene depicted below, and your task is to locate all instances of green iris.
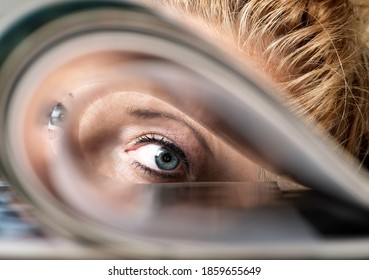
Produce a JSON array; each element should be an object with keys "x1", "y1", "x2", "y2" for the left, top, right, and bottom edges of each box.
[{"x1": 155, "y1": 147, "x2": 180, "y2": 170}]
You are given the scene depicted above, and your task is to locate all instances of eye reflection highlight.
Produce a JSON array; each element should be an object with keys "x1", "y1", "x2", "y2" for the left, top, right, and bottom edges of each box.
[{"x1": 69, "y1": 90, "x2": 210, "y2": 184}]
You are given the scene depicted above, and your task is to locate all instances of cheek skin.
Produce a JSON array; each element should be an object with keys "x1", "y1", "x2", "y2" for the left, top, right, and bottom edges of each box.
[{"x1": 203, "y1": 137, "x2": 260, "y2": 182}]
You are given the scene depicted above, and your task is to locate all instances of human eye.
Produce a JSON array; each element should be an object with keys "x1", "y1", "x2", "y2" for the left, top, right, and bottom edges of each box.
[
  {"x1": 126, "y1": 134, "x2": 190, "y2": 182},
  {"x1": 44, "y1": 96, "x2": 193, "y2": 183}
]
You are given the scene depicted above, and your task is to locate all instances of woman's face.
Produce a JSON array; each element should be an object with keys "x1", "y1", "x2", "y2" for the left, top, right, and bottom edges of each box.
[{"x1": 27, "y1": 52, "x2": 261, "y2": 187}]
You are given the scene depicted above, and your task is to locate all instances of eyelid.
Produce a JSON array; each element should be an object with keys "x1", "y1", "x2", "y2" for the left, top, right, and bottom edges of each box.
[
  {"x1": 134, "y1": 134, "x2": 189, "y2": 169},
  {"x1": 128, "y1": 108, "x2": 214, "y2": 158}
]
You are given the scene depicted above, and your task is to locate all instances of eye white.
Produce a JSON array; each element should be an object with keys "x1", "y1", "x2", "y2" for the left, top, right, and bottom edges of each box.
[{"x1": 128, "y1": 144, "x2": 163, "y2": 171}]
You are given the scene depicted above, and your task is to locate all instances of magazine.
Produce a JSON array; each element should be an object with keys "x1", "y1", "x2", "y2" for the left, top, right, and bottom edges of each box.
[{"x1": 1, "y1": 0, "x2": 369, "y2": 258}]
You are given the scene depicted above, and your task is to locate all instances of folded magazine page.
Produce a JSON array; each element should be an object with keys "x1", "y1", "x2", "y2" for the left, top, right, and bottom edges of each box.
[{"x1": 1, "y1": 0, "x2": 369, "y2": 258}]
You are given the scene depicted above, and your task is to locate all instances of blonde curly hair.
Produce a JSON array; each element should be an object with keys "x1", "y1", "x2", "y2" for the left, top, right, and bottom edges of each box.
[{"x1": 142, "y1": 0, "x2": 369, "y2": 168}]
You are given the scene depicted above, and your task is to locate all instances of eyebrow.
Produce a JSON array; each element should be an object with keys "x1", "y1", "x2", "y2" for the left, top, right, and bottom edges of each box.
[{"x1": 128, "y1": 108, "x2": 213, "y2": 156}]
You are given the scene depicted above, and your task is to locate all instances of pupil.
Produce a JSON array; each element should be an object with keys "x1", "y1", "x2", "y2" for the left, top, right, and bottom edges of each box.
[
  {"x1": 155, "y1": 147, "x2": 180, "y2": 170},
  {"x1": 161, "y1": 153, "x2": 172, "y2": 163}
]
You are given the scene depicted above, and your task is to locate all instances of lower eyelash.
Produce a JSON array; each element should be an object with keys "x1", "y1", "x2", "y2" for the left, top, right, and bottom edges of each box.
[{"x1": 132, "y1": 160, "x2": 183, "y2": 180}]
